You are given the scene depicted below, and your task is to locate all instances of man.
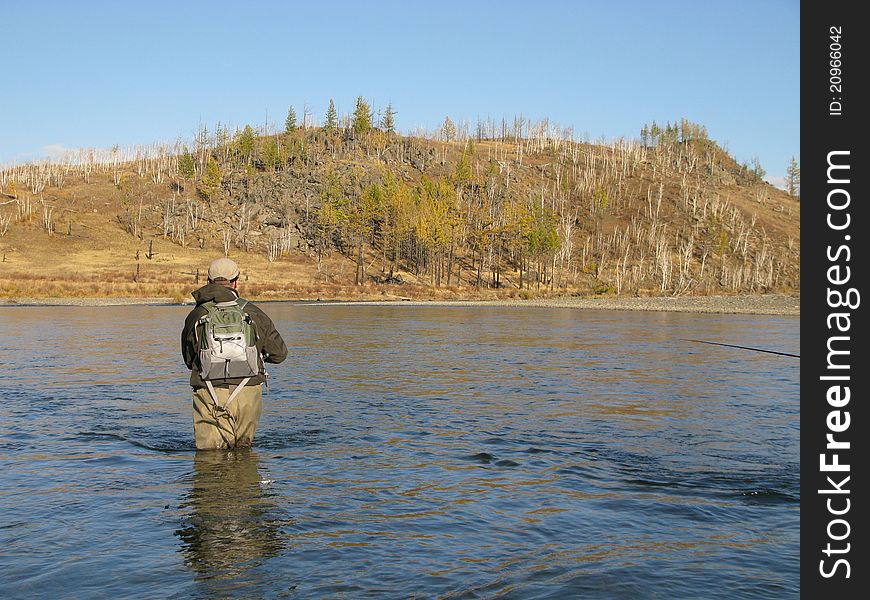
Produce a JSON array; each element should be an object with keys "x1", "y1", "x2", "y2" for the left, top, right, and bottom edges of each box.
[{"x1": 182, "y1": 258, "x2": 288, "y2": 449}]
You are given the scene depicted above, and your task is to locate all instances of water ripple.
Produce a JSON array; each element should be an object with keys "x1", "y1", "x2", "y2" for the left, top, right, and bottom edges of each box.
[{"x1": 0, "y1": 305, "x2": 799, "y2": 598}]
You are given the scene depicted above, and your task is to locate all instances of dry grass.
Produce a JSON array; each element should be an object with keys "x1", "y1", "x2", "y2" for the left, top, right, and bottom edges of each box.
[
  {"x1": 0, "y1": 130, "x2": 799, "y2": 301},
  {"x1": 0, "y1": 204, "x2": 596, "y2": 301}
]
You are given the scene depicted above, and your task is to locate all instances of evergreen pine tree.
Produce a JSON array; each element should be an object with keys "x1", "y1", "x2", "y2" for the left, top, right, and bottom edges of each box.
[
  {"x1": 325, "y1": 99, "x2": 338, "y2": 130},
  {"x1": 454, "y1": 142, "x2": 472, "y2": 186},
  {"x1": 750, "y1": 156, "x2": 766, "y2": 179},
  {"x1": 383, "y1": 103, "x2": 396, "y2": 134},
  {"x1": 352, "y1": 96, "x2": 373, "y2": 135},
  {"x1": 236, "y1": 125, "x2": 256, "y2": 162},
  {"x1": 178, "y1": 148, "x2": 196, "y2": 179},
  {"x1": 201, "y1": 157, "x2": 222, "y2": 199},
  {"x1": 284, "y1": 106, "x2": 297, "y2": 133},
  {"x1": 264, "y1": 138, "x2": 281, "y2": 170}
]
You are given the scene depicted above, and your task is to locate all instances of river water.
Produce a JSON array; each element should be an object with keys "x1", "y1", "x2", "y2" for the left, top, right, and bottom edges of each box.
[{"x1": 0, "y1": 303, "x2": 799, "y2": 598}]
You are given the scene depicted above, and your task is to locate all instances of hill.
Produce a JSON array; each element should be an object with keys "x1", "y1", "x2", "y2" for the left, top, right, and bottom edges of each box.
[{"x1": 0, "y1": 120, "x2": 799, "y2": 302}]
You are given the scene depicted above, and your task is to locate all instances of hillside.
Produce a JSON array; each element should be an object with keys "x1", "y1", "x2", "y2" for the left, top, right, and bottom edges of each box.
[{"x1": 0, "y1": 121, "x2": 800, "y2": 302}]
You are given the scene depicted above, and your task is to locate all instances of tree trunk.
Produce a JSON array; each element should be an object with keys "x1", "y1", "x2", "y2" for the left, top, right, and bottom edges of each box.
[
  {"x1": 355, "y1": 233, "x2": 364, "y2": 285},
  {"x1": 446, "y1": 239, "x2": 455, "y2": 286},
  {"x1": 518, "y1": 253, "x2": 523, "y2": 289}
]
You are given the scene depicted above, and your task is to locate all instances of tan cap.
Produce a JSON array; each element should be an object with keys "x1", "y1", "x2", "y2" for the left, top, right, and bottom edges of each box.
[{"x1": 208, "y1": 258, "x2": 240, "y2": 281}]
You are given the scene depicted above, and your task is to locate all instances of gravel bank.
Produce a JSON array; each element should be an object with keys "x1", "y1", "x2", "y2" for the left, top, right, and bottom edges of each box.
[
  {"x1": 315, "y1": 294, "x2": 800, "y2": 315},
  {"x1": 1, "y1": 293, "x2": 800, "y2": 315},
  {"x1": 0, "y1": 297, "x2": 178, "y2": 307}
]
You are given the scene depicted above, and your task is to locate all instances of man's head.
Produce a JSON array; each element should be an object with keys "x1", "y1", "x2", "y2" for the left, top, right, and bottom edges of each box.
[{"x1": 208, "y1": 258, "x2": 240, "y2": 287}]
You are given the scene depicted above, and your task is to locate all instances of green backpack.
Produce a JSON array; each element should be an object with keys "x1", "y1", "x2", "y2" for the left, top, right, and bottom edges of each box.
[{"x1": 195, "y1": 298, "x2": 261, "y2": 381}]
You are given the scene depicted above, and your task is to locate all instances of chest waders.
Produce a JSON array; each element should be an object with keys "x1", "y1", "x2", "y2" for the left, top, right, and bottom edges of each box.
[{"x1": 204, "y1": 379, "x2": 251, "y2": 448}]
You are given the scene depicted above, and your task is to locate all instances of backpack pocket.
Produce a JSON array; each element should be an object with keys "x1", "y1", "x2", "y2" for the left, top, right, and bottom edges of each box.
[
  {"x1": 246, "y1": 346, "x2": 261, "y2": 374},
  {"x1": 199, "y1": 347, "x2": 260, "y2": 379}
]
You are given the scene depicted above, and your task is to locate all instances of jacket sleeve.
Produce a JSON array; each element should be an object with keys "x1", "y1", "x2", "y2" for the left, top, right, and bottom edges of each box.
[
  {"x1": 181, "y1": 310, "x2": 200, "y2": 369},
  {"x1": 248, "y1": 305, "x2": 288, "y2": 364}
]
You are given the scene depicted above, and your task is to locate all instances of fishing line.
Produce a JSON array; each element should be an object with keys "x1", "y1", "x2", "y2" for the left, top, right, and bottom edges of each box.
[{"x1": 681, "y1": 339, "x2": 800, "y2": 358}]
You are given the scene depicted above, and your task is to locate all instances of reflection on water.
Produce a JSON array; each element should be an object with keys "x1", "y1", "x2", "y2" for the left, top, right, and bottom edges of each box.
[
  {"x1": 0, "y1": 304, "x2": 799, "y2": 598},
  {"x1": 176, "y1": 450, "x2": 286, "y2": 591}
]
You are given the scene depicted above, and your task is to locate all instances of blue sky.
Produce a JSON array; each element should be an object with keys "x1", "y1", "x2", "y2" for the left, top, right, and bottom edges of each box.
[{"x1": 1, "y1": 0, "x2": 799, "y2": 182}]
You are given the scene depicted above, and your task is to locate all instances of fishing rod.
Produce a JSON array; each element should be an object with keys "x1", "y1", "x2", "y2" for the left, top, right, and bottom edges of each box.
[{"x1": 681, "y1": 339, "x2": 800, "y2": 358}]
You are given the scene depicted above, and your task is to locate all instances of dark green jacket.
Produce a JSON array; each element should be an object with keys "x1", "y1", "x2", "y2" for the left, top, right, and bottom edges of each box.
[{"x1": 182, "y1": 283, "x2": 288, "y2": 389}]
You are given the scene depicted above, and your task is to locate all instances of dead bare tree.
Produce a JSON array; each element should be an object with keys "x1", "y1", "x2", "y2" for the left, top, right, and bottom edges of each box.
[
  {"x1": 223, "y1": 229, "x2": 232, "y2": 256},
  {"x1": 41, "y1": 199, "x2": 54, "y2": 236},
  {"x1": 0, "y1": 213, "x2": 11, "y2": 236}
]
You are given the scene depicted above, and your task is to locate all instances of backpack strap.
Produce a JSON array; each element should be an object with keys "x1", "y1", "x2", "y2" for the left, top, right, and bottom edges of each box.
[
  {"x1": 205, "y1": 377, "x2": 252, "y2": 409},
  {"x1": 194, "y1": 300, "x2": 215, "y2": 347},
  {"x1": 235, "y1": 297, "x2": 259, "y2": 341}
]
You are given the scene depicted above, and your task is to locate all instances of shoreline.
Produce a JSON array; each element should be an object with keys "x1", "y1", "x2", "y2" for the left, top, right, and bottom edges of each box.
[
  {"x1": 0, "y1": 293, "x2": 800, "y2": 315},
  {"x1": 322, "y1": 294, "x2": 801, "y2": 315}
]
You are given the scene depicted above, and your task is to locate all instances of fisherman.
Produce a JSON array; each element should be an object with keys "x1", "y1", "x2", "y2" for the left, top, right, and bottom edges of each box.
[{"x1": 182, "y1": 258, "x2": 288, "y2": 449}]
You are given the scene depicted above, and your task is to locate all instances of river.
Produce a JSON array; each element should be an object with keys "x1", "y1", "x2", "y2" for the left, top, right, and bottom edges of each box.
[{"x1": 0, "y1": 304, "x2": 799, "y2": 598}]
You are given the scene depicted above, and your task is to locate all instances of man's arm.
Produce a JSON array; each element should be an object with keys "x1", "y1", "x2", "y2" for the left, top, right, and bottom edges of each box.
[
  {"x1": 248, "y1": 305, "x2": 288, "y2": 364},
  {"x1": 181, "y1": 311, "x2": 200, "y2": 369}
]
